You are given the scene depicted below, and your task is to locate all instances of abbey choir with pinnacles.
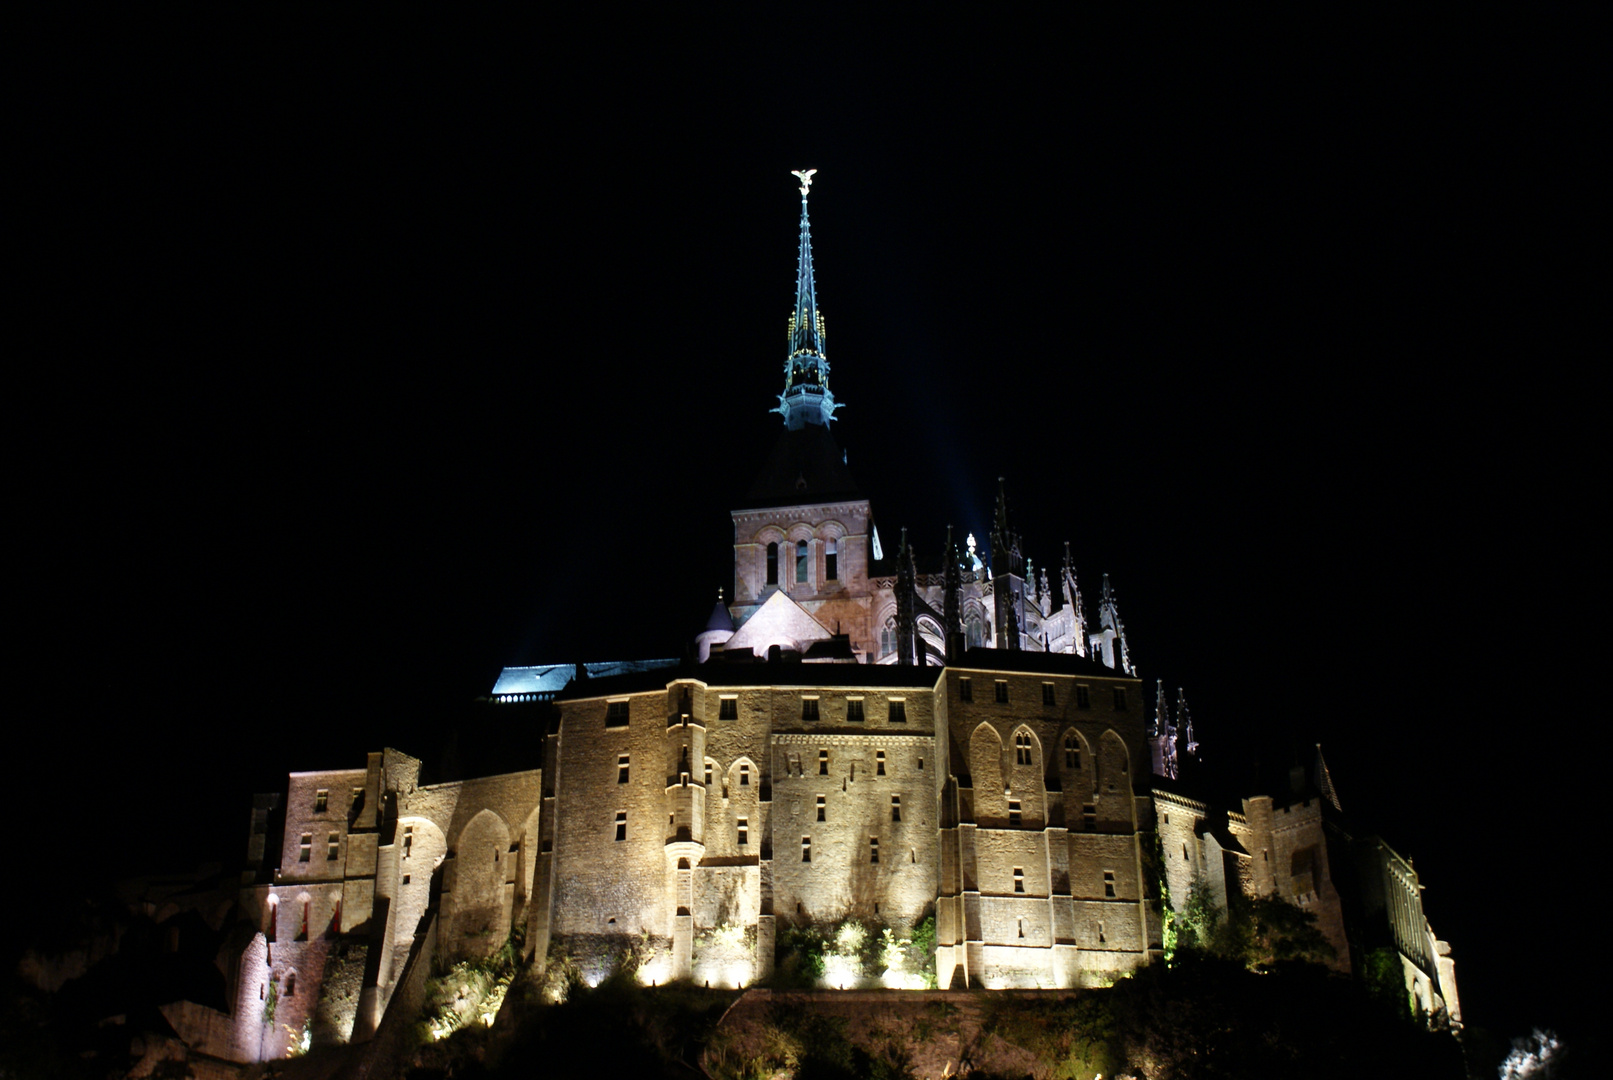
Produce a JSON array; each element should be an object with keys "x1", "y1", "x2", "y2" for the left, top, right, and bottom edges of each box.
[{"x1": 150, "y1": 171, "x2": 1462, "y2": 1064}]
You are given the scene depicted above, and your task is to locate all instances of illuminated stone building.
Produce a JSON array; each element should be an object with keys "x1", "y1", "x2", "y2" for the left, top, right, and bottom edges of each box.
[{"x1": 181, "y1": 171, "x2": 1456, "y2": 1063}]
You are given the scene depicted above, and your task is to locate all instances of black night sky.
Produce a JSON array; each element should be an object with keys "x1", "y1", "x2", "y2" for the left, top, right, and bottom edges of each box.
[{"x1": 17, "y1": 12, "x2": 1600, "y2": 1065}]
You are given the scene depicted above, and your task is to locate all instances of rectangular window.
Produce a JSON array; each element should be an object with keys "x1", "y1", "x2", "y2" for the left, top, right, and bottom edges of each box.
[
  {"x1": 995, "y1": 680, "x2": 1009, "y2": 704},
  {"x1": 704, "y1": 762, "x2": 713, "y2": 786},
  {"x1": 740, "y1": 764, "x2": 750, "y2": 786},
  {"x1": 846, "y1": 698, "x2": 864, "y2": 723},
  {"x1": 327, "y1": 833, "x2": 339, "y2": 859},
  {"x1": 403, "y1": 825, "x2": 413, "y2": 858},
  {"x1": 298, "y1": 834, "x2": 311, "y2": 861},
  {"x1": 819, "y1": 749, "x2": 829, "y2": 776},
  {"x1": 1076, "y1": 684, "x2": 1091, "y2": 710},
  {"x1": 1042, "y1": 683, "x2": 1056, "y2": 707},
  {"x1": 876, "y1": 751, "x2": 886, "y2": 776},
  {"x1": 605, "y1": 700, "x2": 630, "y2": 727},
  {"x1": 719, "y1": 696, "x2": 738, "y2": 721},
  {"x1": 614, "y1": 812, "x2": 627, "y2": 842},
  {"x1": 869, "y1": 837, "x2": 880, "y2": 864},
  {"x1": 888, "y1": 700, "x2": 906, "y2": 723},
  {"x1": 825, "y1": 538, "x2": 837, "y2": 581},
  {"x1": 959, "y1": 677, "x2": 972, "y2": 702},
  {"x1": 1009, "y1": 800, "x2": 1022, "y2": 828},
  {"x1": 1113, "y1": 687, "x2": 1127, "y2": 711},
  {"x1": 802, "y1": 697, "x2": 819, "y2": 722},
  {"x1": 737, "y1": 818, "x2": 748, "y2": 846},
  {"x1": 618, "y1": 754, "x2": 630, "y2": 784},
  {"x1": 1104, "y1": 870, "x2": 1116, "y2": 898},
  {"x1": 314, "y1": 789, "x2": 328, "y2": 813},
  {"x1": 1083, "y1": 804, "x2": 1096, "y2": 831},
  {"x1": 1014, "y1": 867, "x2": 1025, "y2": 893},
  {"x1": 891, "y1": 796, "x2": 901, "y2": 823},
  {"x1": 796, "y1": 540, "x2": 809, "y2": 583},
  {"x1": 802, "y1": 836, "x2": 811, "y2": 863}
]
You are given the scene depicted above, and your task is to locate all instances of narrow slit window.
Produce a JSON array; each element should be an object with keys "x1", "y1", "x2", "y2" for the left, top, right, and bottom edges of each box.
[
  {"x1": 1009, "y1": 800, "x2": 1022, "y2": 828},
  {"x1": 876, "y1": 751, "x2": 886, "y2": 776},
  {"x1": 740, "y1": 764, "x2": 750, "y2": 786},
  {"x1": 1014, "y1": 867, "x2": 1025, "y2": 893},
  {"x1": 314, "y1": 789, "x2": 328, "y2": 812},
  {"x1": 1083, "y1": 804, "x2": 1096, "y2": 831},
  {"x1": 614, "y1": 811, "x2": 627, "y2": 842},
  {"x1": 891, "y1": 795, "x2": 901, "y2": 823},
  {"x1": 327, "y1": 833, "x2": 339, "y2": 859},
  {"x1": 816, "y1": 795, "x2": 826, "y2": 822},
  {"x1": 704, "y1": 761, "x2": 713, "y2": 786},
  {"x1": 869, "y1": 837, "x2": 879, "y2": 864},
  {"x1": 766, "y1": 542, "x2": 779, "y2": 585},
  {"x1": 802, "y1": 836, "x2": 811, "y2": 863},
  {"x1": 737, "y1": 818, "x2": 748, "y2": 846},
  {"x1": 819, "y1": 749, "x2": 829, "y2": 776},
  {"x1": 1104, "y1": 870, "x2": 1116, "y2": 898},
  {"x1": 298, "y1": 834, "x2": 312, "y2": 862},
  {"x1": 618, "y1": 754, "x2": 630, "y2": 784},
  {"x1": 825, "y1": 538, "x2": 838, "y2": 580},
  {"x1": 796, "y1": 540, "x2": 809, "y2": 583}
]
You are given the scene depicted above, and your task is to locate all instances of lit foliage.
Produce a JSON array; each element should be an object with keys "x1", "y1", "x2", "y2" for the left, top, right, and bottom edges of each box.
[
  {"x1": 773, "y1": 914, "x2": 937, "y2": 990},
  {"x1": 1172, "y1": 878, "x2": 1334, "y2": 970},
  {"x1": 1499, "y1": 1028, "x2": 1564, "y2": 1079},
  {"x1": 418, "y1": 940, "x2": 518, "y2": 1043}
]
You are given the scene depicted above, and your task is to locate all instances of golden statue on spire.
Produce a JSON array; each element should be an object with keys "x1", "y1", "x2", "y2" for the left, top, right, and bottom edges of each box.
[{"x1": 791, "y1": 168, "x2": 817, "y2": 197}]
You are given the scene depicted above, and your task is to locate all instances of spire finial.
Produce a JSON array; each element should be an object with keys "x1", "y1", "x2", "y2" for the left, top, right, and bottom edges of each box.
[{"x1": 774, "y1": 169, "x2": 837, "y2": 429}]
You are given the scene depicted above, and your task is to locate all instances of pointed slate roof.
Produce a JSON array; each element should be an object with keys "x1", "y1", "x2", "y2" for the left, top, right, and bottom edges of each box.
[{"x1": 724, "y1": 590, "x2": 835, "y2": 657}]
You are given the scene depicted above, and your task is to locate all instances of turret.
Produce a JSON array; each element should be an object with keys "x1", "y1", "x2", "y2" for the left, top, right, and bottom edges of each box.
[
  {"x1": 695, "y1": 589, "x2": 736, "y2": 662},
  {"x1": 990, "y1": 479, "x2": 1026, "y2": 650},
  {"x1": 1088, "y1": 573, "x2": 1134, "y2": 675},
  {"x1": 773, "y1": 169, "x2": 839, "y2": 430},
  {"x1": 1061, "y1": 542, "x2": 1088, "y2": 657}
]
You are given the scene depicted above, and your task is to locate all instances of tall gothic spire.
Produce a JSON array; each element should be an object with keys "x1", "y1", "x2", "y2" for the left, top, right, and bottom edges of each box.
[
  {"x1": 1179, "y1": 688, "x2": 1198, "y2": 758},
  {"x1": 774, "y1": 169, "x2": 839, "y2": 430}
]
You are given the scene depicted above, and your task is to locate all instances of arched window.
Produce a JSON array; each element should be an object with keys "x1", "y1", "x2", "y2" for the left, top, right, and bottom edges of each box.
[
  {"x1": 825, "y1": 538, "x2": 838, "y2": 580},
  {"x1": 796, "y1": 540, "x2": 809, "y2": 583},
  {"x1": 1064, "y1": 736, "x2": 1081, "y2": 769},
  {"x1": 965, "y1": 614, "x2": 984, "y2": 649},
  {"x1": 766, "y1": 542, "x2": 779, "y2": 585},
  {"x1": 881, "y1": 617, "x2": 896, "y2": 657},
  {"x1": 1015, "y1": 732, "x2": 1033, "y2": 765}
]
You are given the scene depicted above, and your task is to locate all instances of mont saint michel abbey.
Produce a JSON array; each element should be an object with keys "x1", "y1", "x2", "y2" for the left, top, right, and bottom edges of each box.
[{"x1": 161, "y1": 173, "x2": 1463, "y2": 1064}]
